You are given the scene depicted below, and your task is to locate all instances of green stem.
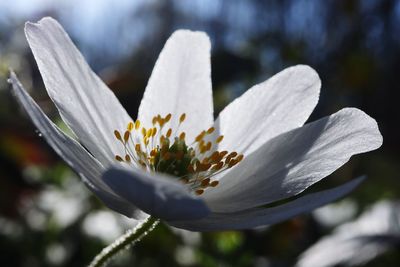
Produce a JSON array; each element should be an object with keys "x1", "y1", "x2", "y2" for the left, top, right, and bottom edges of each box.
[{"x1": 88, "y1": 216, "x2": 159, "y2": 267}]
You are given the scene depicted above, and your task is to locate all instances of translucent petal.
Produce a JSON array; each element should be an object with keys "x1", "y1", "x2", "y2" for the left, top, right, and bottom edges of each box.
[
  {"x1": 204, "y1": 108, "x2": 382, "y2": 212},
  {"x1": 25, "y1": 17, "x2": 132, "y2": 166},
  {"x1": 138, "y1": 30, "x2": 213, "y2": 143},
  {"x1": 9, "y1": 72, "x2": 141, "y2": 218},
  {"x1": 215, "y1": 65, "x2": 320, "y2": 155}
]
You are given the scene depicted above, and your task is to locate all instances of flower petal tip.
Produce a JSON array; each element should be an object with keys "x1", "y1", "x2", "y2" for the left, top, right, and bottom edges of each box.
[
  {"x1": 169, "y1": 29, "x2": 211, "y2": 50},
  {"x1": 341, "y1": 107, "x2": 383, "y2": 149}
]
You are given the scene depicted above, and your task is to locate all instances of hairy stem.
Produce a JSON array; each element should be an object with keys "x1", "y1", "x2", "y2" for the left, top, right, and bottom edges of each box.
[{"x1": 88, "y1": 216, "x2": 159, "y2": 267}]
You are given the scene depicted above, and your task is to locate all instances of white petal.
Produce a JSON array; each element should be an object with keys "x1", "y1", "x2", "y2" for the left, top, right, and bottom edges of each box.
[
  {"x1": 204, "y1": 108, "x2": 382, "y2": 212},
  {"x1": 215, "y1": 65, "x2": 320, "y2": 155},
  {"x1": 102, "y1": 168, "x2": 210, "y2": 221},
  {"x1": 170, "y1": 177, "x2": 364, "y2": 231},
  {"x1": 138, "y1": 30, "x2": 213, "y2": 143},
  {"x1": 25, "y1": 17, "x2": 132, "y2": 166},
  {"x1": 296, "y1": 201, "x2": 400, "y2": 267},
  {"x1": 9, "y1": 72, "x2": 141, "y2": 218}
]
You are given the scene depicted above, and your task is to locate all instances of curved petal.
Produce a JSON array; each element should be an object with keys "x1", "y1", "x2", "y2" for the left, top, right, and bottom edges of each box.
[
  {"x1": 9, "y1": 72, "x2": 142, "y2": 218},
  {"x1": 215, "y1": 65, "x2": 320, "y2": 155},
  {"x1": 170, "y1": 177, "x2": 364, "y2": 231},
  {"x1": 102, "y1": 168, "x2": 210, "y2": 221},
  {"x1": 204, "y1": 108, "x2": 382, "y2": 212},
  {"x1": 25, "y1": 17, "x2": 132, "y2": 166},
  {"x1": 138, "y1": 30, "x2": 213, "y2": 143}
]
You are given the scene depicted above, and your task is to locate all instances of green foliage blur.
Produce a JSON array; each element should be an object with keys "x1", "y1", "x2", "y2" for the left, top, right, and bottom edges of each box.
[{"x1": 0, "y1": 0, "x2": 399, "y2": 266}]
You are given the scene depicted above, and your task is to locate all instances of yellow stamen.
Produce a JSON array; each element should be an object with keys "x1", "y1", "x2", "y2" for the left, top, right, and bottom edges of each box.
[
  {"x1": 135, "y1": 144, "x2": 141, "y2": 152},
  {"x1": 179, "y1": 132, "x2": 186, "y2": 140},
  {"x1": 166, "y1": 128, "x2": 172, "y2": 138},
  {"x1": 127, "y1": 122, "x2": 134, "y2": 131},
  {"x1": 114, "y1": 130, "x2": 122, "y2": 141},
  {"x1": 165, "y1": 113, "x2": 172, "y2": 122},
  {"x1": 123, "y1": 131, "x2": 130, "y2": 142},
  {"x1": 206, "y1": 127, "x2": 215, "y2": 134},
  {"x1": 179, "y1": 113, "x2": 186, "y2": 123},
  {"x1": 135, "y1": 120, "x2": 141, "y2": 130},
  {"x1": 216, "y1": 135, "x2": 224, "y2": 143},
  {"x1": 152, "y1": 127, "x2": 157, "y2": 137},
  {"x1": 146, "y1": 128, "x2": 153, "y2": 138},
  {"x1": 195, "y1": 131, "x2": 206, "y2": 142}
]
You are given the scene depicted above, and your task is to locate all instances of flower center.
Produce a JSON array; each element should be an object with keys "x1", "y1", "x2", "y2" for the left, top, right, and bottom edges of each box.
[{"x1": 113, "y1": 113, "x2": 243, "y2": 195}]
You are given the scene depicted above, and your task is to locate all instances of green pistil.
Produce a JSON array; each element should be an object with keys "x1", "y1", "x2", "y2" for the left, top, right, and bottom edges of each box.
[{"x1": 153, "y1": 137, "x2": 197, "y2": 177}]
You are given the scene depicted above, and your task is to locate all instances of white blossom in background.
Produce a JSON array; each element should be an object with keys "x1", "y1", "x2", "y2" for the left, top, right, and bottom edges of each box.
[
  {"x1": 313, "y1": 199, "x2": 358, "y2": 228},
  {"x1": 296, "y1": 201, "x2": 400, "y2": 267},
  {"x1": 10, "y1": 17, "x2": 382, "y2": 231}
]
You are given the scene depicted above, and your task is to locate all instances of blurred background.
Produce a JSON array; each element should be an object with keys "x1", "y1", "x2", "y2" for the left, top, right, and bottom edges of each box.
[{"x1": 0, "y1": 0, "x2": 399, "y2": 266}]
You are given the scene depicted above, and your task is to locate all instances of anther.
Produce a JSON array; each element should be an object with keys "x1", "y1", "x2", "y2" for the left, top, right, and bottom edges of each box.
[
  {"x1": 146, "y1": 128, "x2": 153, "y2": 138},
  {"x1": 210, "y1": 181, "x2": 219, "y2": 187},
  {"x1": 114, "y1": 130, "x2": 122, "y2": 141},
  {"x1": 179, "y1": 132, "x2": 186, "y2": 140},
  {"x1": 179, "y1": 113, "x2": 186, "y2": 123},
  {"x1": 115, "y1": 155, "x2": 123, "y2": 162},
  {"x1": 195, "y1": 131, "x2": 206, "y2": 142},
  {"x1": 236, "y1": 154, "x2": 244, "y2": 162},
  {"x1": 135, "y1": 144, "x2": 141, "y2": 152},
  {"x1": 127, "y1": 122, "x2": 134, "y2": 131},
  {"x1": 201, "y1": 178, "x2": 210, "y2": 187},
  {"x1": 135, "y1": 120, "x2": 141, "y2": 130},
  {"x1": 212, "y1": 161, "x2": 224, "y2": 171},
  {"x1": 206, "y1": 127, "x2": 215, "y2": 134},
  {"x1": 165, "y1": 113, "x2": 172, "y2": 122},
  {"x1": 219, "y1": 151, "x2": 228, "y2": 157},
  {"x1": 216, "y1": 135, "x2": 224, "y2": 143},
  {"x1": 209, "y1": 151, "x2": 220, "y2": 162},
  {"x1": 152, "y1": 127, "x2": 157, "y2": 137},
  {"x1": 195, "y1": 189, "x2": 204, "y2": 195},
  {"x1": 228, "y1": 159, "x2": 240, "y2": 168},
  {"x1": 229, "y1": 152, "x2": 238, "y2": 158},
  {"x1": 123, "y1": 131, "x2": 130, "y2": 142},
  {"x1": 125, "y1": 155, "x2": 131, "y2": 162},
  {"x1": 166, "y1": 128, "x2": 172, "y2": 138},
  {"x1": 205, "y1": 142, "x2": 212, "y2": 151}
]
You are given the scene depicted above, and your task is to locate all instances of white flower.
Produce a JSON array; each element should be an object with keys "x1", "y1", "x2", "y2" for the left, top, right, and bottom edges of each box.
[
  {"x1": 296, "y1": 201, "x2": 400, "y2": 267},
  {"x1": 10, "y1": 17, "x2": 382, "y2": 231}
]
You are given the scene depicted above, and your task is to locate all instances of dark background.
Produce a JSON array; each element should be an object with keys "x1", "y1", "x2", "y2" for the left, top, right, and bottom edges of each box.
[{"x1": 0, "y1": 0, "x2": 399, "y2": 266}]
